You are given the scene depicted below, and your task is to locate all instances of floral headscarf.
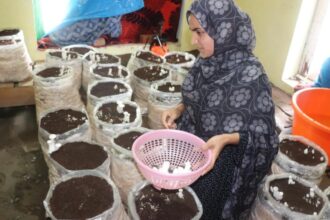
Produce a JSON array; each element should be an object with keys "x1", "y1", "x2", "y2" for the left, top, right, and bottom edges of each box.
[
  {"x1": 178, "y1": 0, "x2": 278, "y2": 219},
  {"x1": 187, "y1": 0, "x2": 256, "y2": 56}
]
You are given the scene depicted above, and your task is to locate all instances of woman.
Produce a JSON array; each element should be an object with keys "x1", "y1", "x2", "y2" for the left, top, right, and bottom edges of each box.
[{"x1": 162, "y1": 0, "x2": 278, "y2": 219}]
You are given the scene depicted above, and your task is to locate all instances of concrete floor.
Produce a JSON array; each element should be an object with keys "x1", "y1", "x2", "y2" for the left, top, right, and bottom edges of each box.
[{"x1": 0, "y1": 106, "x2": 49, "y2": 220}]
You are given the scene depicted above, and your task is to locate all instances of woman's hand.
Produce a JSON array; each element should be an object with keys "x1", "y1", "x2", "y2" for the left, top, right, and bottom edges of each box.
[
  {"x1": 161, "y1": 103, "x2": 185, "y2": 129},
  {"x1": 202, "y1": 133, "x2": 240, "y2": 175}
]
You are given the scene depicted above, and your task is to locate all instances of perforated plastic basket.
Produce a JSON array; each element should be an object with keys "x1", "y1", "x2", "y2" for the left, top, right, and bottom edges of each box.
[{"x1": 132, "y1": 129, "x2": 212, "y2": 190}]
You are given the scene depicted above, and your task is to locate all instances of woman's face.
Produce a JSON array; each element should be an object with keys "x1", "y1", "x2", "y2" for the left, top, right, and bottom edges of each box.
[{"x1": 188, "y1": 14, "x2": 214, "y2": 58}]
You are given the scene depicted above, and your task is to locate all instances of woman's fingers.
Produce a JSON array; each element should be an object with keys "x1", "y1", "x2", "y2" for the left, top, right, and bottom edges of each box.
[{"x1": 161, "y1": 112, "x2": 171, "y2": 128}]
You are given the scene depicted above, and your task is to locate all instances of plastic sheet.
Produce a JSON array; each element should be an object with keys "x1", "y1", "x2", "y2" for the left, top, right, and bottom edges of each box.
[
  {"x1": 127, "y1": 180, "x2": 203, "y2": 220},
  {"x1": 33, "y1": 65, "x2": 84, "y2": 121},
  {"x1": 45, "y1": 49, "x2": 83, "y2": 89},
  {"x1": 271, "y1": 134, "x2": 328, "y2": 184},
  {"x1": 43, "y1": 170, "x2": 128, "y2": 220},
  {"x1": 250, "y1": 173, "x2": 328, "y2": 220},
  {"x1": 109, "y1": 127, "x2": 150, "y2": 204},
  {"x1": 0, "y1": 29, "x2": 32, "y2": 82}
]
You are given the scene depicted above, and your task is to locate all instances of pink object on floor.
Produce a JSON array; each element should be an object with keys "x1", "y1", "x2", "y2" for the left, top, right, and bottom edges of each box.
[{"x1": 132, "y1": 129, "x2": 212, "y2": 190}]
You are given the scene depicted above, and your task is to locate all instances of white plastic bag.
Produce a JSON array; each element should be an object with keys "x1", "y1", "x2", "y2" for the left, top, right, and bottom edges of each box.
[
  {"x1": 109, "y1": 127, "x2": 150, "y2": 204},
  {"x1": 45, "y1": 49, "x2": 83, "y2": 89},
  {"x1": 33, "y1": 65, "x2": 84, "y2": 121},
  {"x1": 0, "y1": 29, "x2": 32, "y2": 82},
  {"x1": 147, "y1": 81, "x2": 182, "y2": 129},
  {"x1": 38, "y1": 107, "x2": 92, "y2": 183},
  {"x1": 93, "y1": 100, "x2": 142, "y2": 144},
  {"x1": 89, "y1": 63, "x2": 131, "y2": 86},
  {"x1": 43, "y1": 171, "x2": 129, "y2": 220},
  {"x1": 127, "y1": 181, "x2": 203, "y2": 220},
  {"x1": 271, "y1": 134, "x2": 328, "y2": 184},
  {"x1": 47, "y1": 140, "x2": 111, "y2": 184},
  {"x1": 82, "y1": 52, "x2": 121, "y2": 90},
  {"x1": 127, "y1": 49, "x2": 164, "y2": 73},
  {"x1": 164, "y1": 51, "x2": 195, "y2": 83},
  {"x1": 250, "y1": 173, "x2": 328, "y2": 220},
  {"x1": 131, "y1": 65, "x2": 171, "y2": 113}
]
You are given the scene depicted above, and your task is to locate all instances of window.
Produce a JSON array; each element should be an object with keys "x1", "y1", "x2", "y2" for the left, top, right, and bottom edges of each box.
[{"x1": 283, "y1": 0, "x2": 330, "y2": 86}]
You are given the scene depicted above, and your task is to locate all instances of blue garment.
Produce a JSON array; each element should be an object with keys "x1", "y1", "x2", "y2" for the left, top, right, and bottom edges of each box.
[
  {"x1": 178, "y1": 0, "x2": 279, "y2": 219},
  {"x1": 313, "y1": 57, "x2": 330, "y2": 88},
  {"x1": 48, "y1": 0, "x2": 144, "y2": 34},
  {"x1": 48, "y1": 0, "x2": 144, "y2": 46},
  {"x1": 49, "y1": 17, "x2": 122, "y2": 46}
]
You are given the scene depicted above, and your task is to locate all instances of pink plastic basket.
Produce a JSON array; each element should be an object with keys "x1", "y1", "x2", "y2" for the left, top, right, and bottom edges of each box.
[{"x1": 132, "y1": 129, "x2": 212, "y2": 190}]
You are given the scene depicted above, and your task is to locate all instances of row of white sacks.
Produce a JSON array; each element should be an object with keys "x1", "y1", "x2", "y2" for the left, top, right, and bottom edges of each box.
[
  {"x1": 36, "y1": 96, "x2": 200, "y2": 219},
  {"x1": 33, "y1": 46, "x2": 188, "y2": 128}
]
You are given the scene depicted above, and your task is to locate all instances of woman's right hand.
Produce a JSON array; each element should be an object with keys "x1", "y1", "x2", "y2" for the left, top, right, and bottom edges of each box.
[{"x1": 162, "y1": 104, "x2": 185, "y2": 129}]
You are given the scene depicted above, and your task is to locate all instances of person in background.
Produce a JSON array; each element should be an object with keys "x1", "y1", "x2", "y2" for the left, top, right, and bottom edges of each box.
[
  {"x1": 162, "y1": 0, "x2": 278, "y2": 219},
  {"x1": 48, "y1": 0, "x2": 144, "y2": 47},
  {"x1": 294, "y1": 57, "x2": 330, "y2": 91}
]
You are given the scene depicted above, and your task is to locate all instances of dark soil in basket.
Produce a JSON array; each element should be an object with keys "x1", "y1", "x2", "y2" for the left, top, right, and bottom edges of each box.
[
  {"x1": 50, "y1": 175, "x2": 114, "y2": 219},
  {"x1": 134, "y1": 66, "x2": 169, "y2": 82},
  {"x1": 93, "y1": 65, "x2": 129, "y2": 78},
  {"x1": 136, "y1": 51, "x2": 163, "y2": 64},
  {"x1": 85, "y1": 52, "x2": 119, "y2": 64},
  {"x1": 157, "y1": 82, "x2": 181, "y2": 93},
  {"x1": 114, "y1": 131, "x2": 145, "y2": 151},
  {"x1": 91, "y1": 81, "x2": 128, "y2": 98},
  {"x1": 135, "y1": 184, "x2": 198, "y2": 220},
  {"x1": 0, "y1": 29, "x2": 20, "y2": 36},
  {"x1": 0, "y1": 40, "x2": 19, "y2": 45},
  {"x1": 36, "y1": 67, "x2": 70, "y2": 78},
  {"x1": 50, "y1": 142, "x2": 108, "y2": 170},
  {"x1": 96, "y1": 102, "x2": 136, "y2": 123},
  {"x1": 279, "y1": 139, "x2": 325, "y2": 166},
  {"x1": 269, "y1": 177, "x2": 325, "y2": 215},
  {"x1": 66, "y1": 47, "x2": 94, "y2": 56},
  {"x1": 165, "y1": 53, "x2": 193, "y2": 64},
  {"x1": 40, "y1": 109, "x2": 87, "y2": 135},
  {"x1": 48, "y1": 51, "x2": 79, "y2": 60}
]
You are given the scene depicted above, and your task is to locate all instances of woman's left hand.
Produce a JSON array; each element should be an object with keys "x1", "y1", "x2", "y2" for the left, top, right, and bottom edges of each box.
[{"x1": 202, "y1": 133, "x2": 240, "y2": 175}]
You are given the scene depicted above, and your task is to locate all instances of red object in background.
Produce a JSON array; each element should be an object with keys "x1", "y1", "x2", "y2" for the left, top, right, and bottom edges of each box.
[
  {"x1": 151, "y1": 45, "x2": 168, "y2": 56},
  {"x1": 38, "y1": 0, "x2": 182, "y2": 49}
]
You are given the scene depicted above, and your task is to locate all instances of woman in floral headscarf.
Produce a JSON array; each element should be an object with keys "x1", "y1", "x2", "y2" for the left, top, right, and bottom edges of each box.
[{"x1": 162, "y1": 0, "x2": 278, "y2": 219}]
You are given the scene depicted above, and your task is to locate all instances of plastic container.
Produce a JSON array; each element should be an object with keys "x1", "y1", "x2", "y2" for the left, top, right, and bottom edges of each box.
[
  {"x1": 292, "y1": 88, "x2": 330, "y2": 165},
  {"x1": 132, "y1": 129, "x2": 211, "y2": 190}
]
